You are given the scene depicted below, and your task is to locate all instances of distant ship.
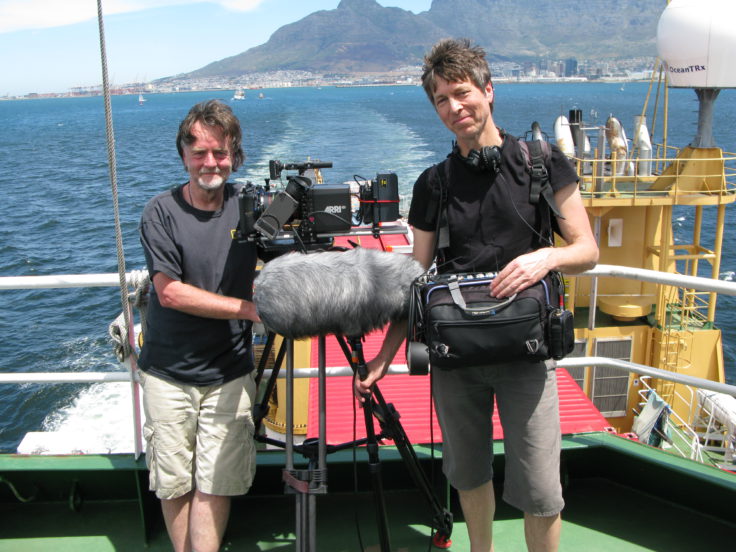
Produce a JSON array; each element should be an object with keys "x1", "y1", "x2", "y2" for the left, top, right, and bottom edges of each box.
[{"x1": 232, "y1": 88, "x2": 245, "y2": 101}]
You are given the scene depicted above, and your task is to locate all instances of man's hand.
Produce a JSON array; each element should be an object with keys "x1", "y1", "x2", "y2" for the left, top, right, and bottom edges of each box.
[
  {"x1": 353, "y1": 356, "x2": 390, "y2": 403},
  {"x1": 490, "y1": 248, "x2": 553, "y2": 298}
]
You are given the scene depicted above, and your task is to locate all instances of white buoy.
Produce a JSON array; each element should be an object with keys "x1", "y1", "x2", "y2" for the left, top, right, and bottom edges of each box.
[
  {"x1": 554, "y1": 115, "x2": 575, "y2": 157},
  {"x1": 634, "y1": 116, "x2": 653, "y2": 176},
  {"x1": 606, "y1": 116, "x2": 629, "y2": 176}
]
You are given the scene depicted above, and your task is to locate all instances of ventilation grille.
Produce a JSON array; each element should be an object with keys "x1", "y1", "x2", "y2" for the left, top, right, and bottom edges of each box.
[{"x1": 591, "y1": 338, "x2": 633, "y2": 417}]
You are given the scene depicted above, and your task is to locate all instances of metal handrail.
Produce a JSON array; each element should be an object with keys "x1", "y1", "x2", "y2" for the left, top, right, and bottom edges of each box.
[
  {"x1": 2, "y1": 265, "x2": 736, "y2": 459},
  {"x1": 3, "y1": 263, "x2": 736, "y2": 293},
  {"x1": 580, "y1": 264, "x2": 736, "y2": 296},
  {"x1": 0, "y1": 271, "x2": 147, "y2": 290},
  {"x1": 573, "y1": 148, "x2": 736, "y2": 199},
  {"x1": 1, "y1": 356, "x2": 734, "y2": 397},
  {"x1": 0, "y1": 372, "x2": 133, "y2": 384}
]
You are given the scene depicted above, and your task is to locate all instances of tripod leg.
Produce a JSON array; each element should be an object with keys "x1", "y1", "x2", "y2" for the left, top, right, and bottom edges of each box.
[
  {"x1": 370, "y1": 387, "x2": 453, "y2": 548},
  {"x1": 282, "y1": 338, "x2": 320, "y2": 552},
  {"x1": 361, "y1": 392, "x2": 391, "y2": 552},
  {"x1": 281, "y1": 337, "x2": 329, "y2": 552},
  {"x1": 343, "y1": 335, "x2": 391, "y2": 552},
  {"x1": 254, "y1": 330, "x2": 277, "y2": 387},
  {"x1": 339, "y1": 335, "x2": 453, "y2": 548},
  {"x1": 253, "y1": 335, "x2": 288, "y2": 438}
]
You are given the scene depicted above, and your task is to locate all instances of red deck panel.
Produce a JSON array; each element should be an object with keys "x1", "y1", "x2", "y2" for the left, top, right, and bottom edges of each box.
[
  {"x1": 306, "y1": 327, "x2": 609, "y2": 444},
  {"x1": 332, "y1": 229, "x2": 410, "y2": 251},
  {"x1": 304, "y1": 229, "x2": 609, "y2": 444},
  {"x1": 306, "y1": 328, "x2": 443, "y2": 445}
]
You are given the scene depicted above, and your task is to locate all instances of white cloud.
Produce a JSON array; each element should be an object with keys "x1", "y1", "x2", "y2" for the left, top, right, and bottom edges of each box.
[
  {"x1": 218, "y1": 0, "x2": 265, "y2": 10},
  {"x1": 0, "y1": 0, "x2": 266, "y2": 34}
]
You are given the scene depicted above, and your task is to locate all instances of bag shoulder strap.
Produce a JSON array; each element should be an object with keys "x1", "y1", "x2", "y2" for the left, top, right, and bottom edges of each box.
[
  {"x1": 518, "y1": 138, "x2": 565, "y2": 242},
  {"x1": 518, "y1": 139, "x2": 563, "y2": 216},
  {"x1": 519, "y1": 137, "x2": 568, "y2": 308},
  {"x1": 425, "y1": 159, "x2": 451, "y2": 262}
]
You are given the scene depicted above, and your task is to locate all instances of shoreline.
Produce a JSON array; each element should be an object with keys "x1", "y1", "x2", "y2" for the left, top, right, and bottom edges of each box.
[{"x1": 1, "y1": 77, "x2": 652, "y2": 102}]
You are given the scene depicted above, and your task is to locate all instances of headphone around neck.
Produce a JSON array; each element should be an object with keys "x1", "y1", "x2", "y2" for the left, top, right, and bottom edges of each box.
[
  {"x1": 452, "y1": 143, "x2": 502, "y2": 176},
  {"x1": 452, "y1": 127, "x2": 505, "y2": 176}
]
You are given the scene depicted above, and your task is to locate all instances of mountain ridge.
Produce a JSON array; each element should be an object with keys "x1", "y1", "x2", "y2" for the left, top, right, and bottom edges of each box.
[{"x1": 181, "y1": 0, "x2": 661, "y2": 79}]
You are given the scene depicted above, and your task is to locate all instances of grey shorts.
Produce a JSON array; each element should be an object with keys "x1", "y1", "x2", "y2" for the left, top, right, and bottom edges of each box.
[
  {"x1": 432, "y1": 360, "x2": 564, "y2": 517},
  {"x1": 140, "y1": 370, "x2": 257, "y2": 500}
]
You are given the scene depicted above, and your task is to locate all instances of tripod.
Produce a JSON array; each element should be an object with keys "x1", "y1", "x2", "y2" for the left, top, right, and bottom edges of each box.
[{"x1": 253, "y1": 330, "x2": 453, "y2": 551}]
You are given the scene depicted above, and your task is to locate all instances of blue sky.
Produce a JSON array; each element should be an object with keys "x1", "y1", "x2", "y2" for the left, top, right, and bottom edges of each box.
[{"x1": 0, "y1": 0, "x2": 432, "y2": 96}]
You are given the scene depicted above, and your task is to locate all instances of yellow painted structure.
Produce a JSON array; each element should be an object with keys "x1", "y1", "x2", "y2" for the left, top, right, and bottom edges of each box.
[
  {"x1": 261, "y1": 335, "x2": 311, "y2": 436},
  {"x1": 566, "y1": 141, "x2": 736, "y2": 433}
]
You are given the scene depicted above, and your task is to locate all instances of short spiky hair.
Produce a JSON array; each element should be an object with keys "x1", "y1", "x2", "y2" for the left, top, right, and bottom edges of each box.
[
  {"x1": 176, "y1": 100, "x2": 245, "y2": 170},
  {"x1": 421, "y1": 38, "x2": 493, "y2": 106}
]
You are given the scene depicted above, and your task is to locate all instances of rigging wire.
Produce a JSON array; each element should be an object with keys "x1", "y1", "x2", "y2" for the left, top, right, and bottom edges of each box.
[
  {"x1": 96, "y1": 0, "x2": 144, "y2": 458},
  {"x1": 96, "y1": 0, "x2": 129, "y2": 344}
]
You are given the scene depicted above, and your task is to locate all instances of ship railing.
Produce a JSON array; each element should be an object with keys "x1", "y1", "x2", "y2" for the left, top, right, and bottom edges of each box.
[
  {"x1": 633, "y1": 376, "x2": 709, "y2": 464},
  {"x1": 589, "y1": 264, "x2": 726, "y2": 339},
  {"x1": 634, "y1": 376, "x2": 736, "y2": 469},
  {"x1": 583, "y1": 264, "x2": 736, "y2": 296},
  {"x1": 571, "y1": 146, "x2": 736, "y2": 200},
  {"x1": 691, "y1": 389, "x2": 736, "y2": 470},
  {"x1": 2, "y1": 267, "x2": 736, "y2": 459},
  {"x1": 0, "y1": 354, "x2": 733, "y2": 392}
]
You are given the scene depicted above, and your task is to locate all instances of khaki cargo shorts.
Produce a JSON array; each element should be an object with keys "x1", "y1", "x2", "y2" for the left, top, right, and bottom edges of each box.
[{"x1": 140, "y1": 370, "x2": 257, "y2": 500}]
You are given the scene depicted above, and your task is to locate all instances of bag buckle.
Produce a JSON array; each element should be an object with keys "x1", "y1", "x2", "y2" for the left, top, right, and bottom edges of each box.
[{"x1": 525, "y1": 339, "x2": 541, "y2": 354}]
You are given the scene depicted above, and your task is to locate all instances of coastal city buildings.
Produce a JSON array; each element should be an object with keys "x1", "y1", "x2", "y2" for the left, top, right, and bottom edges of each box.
[{"x1": 4, "y1": 57, "x2": 655, "y2": 100}]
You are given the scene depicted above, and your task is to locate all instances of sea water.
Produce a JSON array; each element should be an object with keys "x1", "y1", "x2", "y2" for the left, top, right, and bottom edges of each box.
[{"x1": 1, "y1": 82, "x2": 735, "y2": 452}]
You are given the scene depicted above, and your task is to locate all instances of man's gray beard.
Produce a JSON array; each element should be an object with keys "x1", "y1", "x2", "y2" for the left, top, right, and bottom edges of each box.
[{"x1": 196, "y1": 173, "x2": 225, "y2": 191}]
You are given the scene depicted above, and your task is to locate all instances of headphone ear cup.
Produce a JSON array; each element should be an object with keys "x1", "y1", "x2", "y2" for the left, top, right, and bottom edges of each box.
[
  {"x1": 480, "y1": 146, "x2": 502, "y2": 176},
  {"x1": 453, "y1": 144, "x2": 502, "y2": 175},
  {"x1": 453, "y1": 147, "x2": 484, "y2": 174},
  {"x1": 465, "y1": 149, "x2": 482, "y2": 172}
]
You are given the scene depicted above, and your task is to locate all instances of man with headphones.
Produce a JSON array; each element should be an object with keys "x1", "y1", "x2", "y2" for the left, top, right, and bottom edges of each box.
[{"x1": 355, "y1": 39, "x2": 598, "y2": 551}]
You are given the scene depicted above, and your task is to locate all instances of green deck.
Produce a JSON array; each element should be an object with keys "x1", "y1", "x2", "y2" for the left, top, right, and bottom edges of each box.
[{"x1": 1, "y1": 433, "x2": 734, "y2": 551}]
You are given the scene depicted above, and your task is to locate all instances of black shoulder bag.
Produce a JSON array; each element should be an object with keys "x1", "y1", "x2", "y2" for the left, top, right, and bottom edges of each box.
[{"x1": 406, "y1": 136, "x2": 575, "y2": 374}]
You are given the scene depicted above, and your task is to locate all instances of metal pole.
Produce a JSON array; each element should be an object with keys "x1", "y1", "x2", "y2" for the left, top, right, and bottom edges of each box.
[
  {"x1": 284, "y1": 339, "x2": 303, "y2": 552},
  {"x1": 126, "y1": 301, "x2": 143, "y2": 459},
  {"x1": 588, "y1": 215, "x2": 601, "y2": 330},
  {"x1": 318, "y1": 336, "x2": 327, "y2": 472}
]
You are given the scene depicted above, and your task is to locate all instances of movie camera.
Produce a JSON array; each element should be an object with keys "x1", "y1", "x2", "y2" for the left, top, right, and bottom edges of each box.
[{"x1": 236, "y1": 159, "x2": 401, "y2": 257}]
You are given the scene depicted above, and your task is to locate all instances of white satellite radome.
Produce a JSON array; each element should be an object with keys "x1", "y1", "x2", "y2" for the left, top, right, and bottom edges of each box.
[
  {"x1": 657, "y1": 0, "x2": 736, "y2": 89},
  {"x1": 658, "y1": 0, "x2": 736, "y2": 147}
]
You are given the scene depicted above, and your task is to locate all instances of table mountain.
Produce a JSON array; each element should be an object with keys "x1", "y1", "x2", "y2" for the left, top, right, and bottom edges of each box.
[{"x1": 185, "y1": 0, "x2": 660, "y2": 78}]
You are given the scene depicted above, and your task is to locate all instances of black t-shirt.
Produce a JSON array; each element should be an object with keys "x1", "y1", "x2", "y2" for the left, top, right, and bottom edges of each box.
[
  {"x1": 408, "y1": 134, "x2": 578, "y2": 273},
  {"x1": 138, "y1": 182, "x2": 258, "y2": 386}
]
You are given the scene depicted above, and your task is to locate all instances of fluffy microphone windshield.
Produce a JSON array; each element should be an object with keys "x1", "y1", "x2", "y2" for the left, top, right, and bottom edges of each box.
[{"x1": 254, "y1": 248, "x2": 425, "y2": 339}]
